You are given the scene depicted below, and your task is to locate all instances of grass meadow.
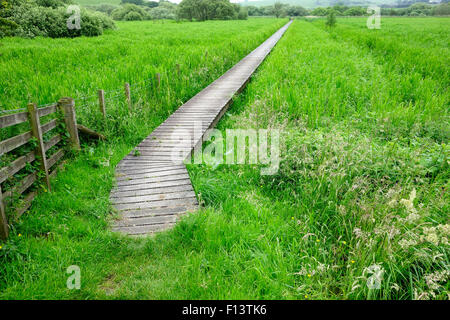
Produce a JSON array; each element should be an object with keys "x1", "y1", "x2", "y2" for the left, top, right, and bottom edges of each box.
[{"x1": 0, "y1": 17, "x2": 448, "y2": 299}]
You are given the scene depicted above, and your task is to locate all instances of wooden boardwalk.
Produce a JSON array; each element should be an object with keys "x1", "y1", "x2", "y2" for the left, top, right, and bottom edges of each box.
[{"x1": 111, "y1": 21, "x2": 292, "y2": 235}]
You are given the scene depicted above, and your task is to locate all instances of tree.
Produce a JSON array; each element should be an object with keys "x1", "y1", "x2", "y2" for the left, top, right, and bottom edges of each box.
[
  {"x1": 177, "y1": 0, "x2": 238, "y2": 21},
  {"x1": 285, "y1": 5, "x2": 308, "y2": 17},
  {"x1": 325, "y1": 10, "x2": 336, "y2": 28},
  {"x1": 273, "y1": 1, "x2": 284, "y2": 18}
]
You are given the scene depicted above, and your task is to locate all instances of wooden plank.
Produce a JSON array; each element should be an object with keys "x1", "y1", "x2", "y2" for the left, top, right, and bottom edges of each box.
[
  {"x1": 114, "y1": 197, "x2": 198, "y2": 211},
  {"x1": 110, "y1": 184, "x2": 194, "y2": 198},
  {"x1": 0, "y1": 151, "x2": 36, "y2": 184},
  {"x1": 111, "y1": 191, "x2": 197, "y2": 205},
  {"x1": 116, "y1": 168, "x2": 189, "y2": 181},
  {"x1": 47, "y1": 149, "x2": 65, "y2": 169},
  {"x1": 112, "y1": 223, "x2": 177, "y2": 235},
  {"x1": 121, "y1": 205, "x2": 196, "y2": 219},
  {"x1": 114, "y1": 214, "x2": 177, "y2": 228},
  {"x1": 2, "y1": 172, "x2": 37, "y2": 201},
  {"x1": 27, "y1": 103, "x2": 51, "y2": 191},
  {"x1": 0, "y1": 111, "x2": 28, "y2": 129},
  {"x1": 41, "y1": 118, "x2": 57, "y2": 134},
  {"x1": 0, "y1": 131, "x2": 32, "y2": 156},
  {"x1": 44, "y1": 134, "x2": 61, "y2": 152},
  {"x1": 116, "y1": 173, "x2": 190, "y2": 187},
  {"x1": 38, "y1": 104, "x2": 57, "y2": 117},
  {"x1": 112, "y1": 178, "x2": 194, "y2": 192}
]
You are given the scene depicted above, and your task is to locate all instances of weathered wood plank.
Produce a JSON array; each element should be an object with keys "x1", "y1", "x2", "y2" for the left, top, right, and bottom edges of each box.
[
  {"x1": 0, "y1": 131, "x2": 32, "y2": 156},
  {"x1": 114, "y1": 197, "x2": 198, "y2": 211},
  {"x1": 38, "y1": 104, "x2": 57, "y2": 117},
  {"x1": 0, "y1": 111, "x2": 28, "y2": 129},
  {"x1": 0, "y1": 151, "x2": 35, "y2": 184},
  {"x1": 47, "y1": 149, "x2": 65, "y2": 169},
  {"x1": 110, "y1": 184, "x2": 194, "y2": 198},
  {"x1": 44, "y1": 134, "x2": 61, "y2": 152}
]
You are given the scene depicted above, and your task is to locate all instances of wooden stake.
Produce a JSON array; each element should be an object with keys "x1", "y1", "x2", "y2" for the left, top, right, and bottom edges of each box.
[
  {"x1": 124, "y1": 83, "x2": 131, "y2": 111},
  {"x1": 57, "y1": 97, "x2": 80, "y2": 151},
  {"x1": 155, "y1": 73, "x2": 160, "y2": 90},
  {"x1": 0, "y1": 185, "x2": 8, "y2": 240},
  {"x1": 98, "y1": 89, "x2": 106, "y2": 118},
  {"x1": 27, "y1": 102, "x2": 51, "y2": 191}
]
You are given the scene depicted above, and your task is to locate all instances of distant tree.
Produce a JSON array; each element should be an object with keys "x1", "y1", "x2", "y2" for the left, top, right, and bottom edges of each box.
[
  {"x1": 143, "y1": 1, "x2": 159, "y2": 8},
  {"x1": 343, "y1": 6, "x2": 365, "y2": 16},
  {"x1": 237, "y1": 6, "x2": 247, "y2": 20},
  {"x1": 273, "y1": 1, "x2": 284, "y2": 18},
  {"x1": 285, "y1": 5, "x2": 308, "y2": 17},
  {"x1": 325, "y1": 10, "x2": 336, "y2": 28},
  {"x1": 121, "y1": 0, "x2": 144, "y2": 6},
  {"x1": 433, "y1": 3, "x2": 450, "y2": 15},
  {"x1": 178, "y1": 0, "x2": 237, "y2": 21},
  {"x1": 311, "y1": 7, "x2": 328, "y2": 16}
]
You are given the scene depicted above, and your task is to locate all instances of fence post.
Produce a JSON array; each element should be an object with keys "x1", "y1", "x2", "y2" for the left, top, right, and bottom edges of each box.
[
  {"x1": 98, "y1": 89, "x2": 106, "y2": 118},
  {"x1": 58, "y1": 97, "x2": 80, "y2": 151},
  {"x1": 27, "y1": 102, "x2": 51, "y2": 192},
  {"x1": 0, "y1": 186, "x2": 8, "y2": 240},
  {"x1": 155, "y1": 73, "x2": 160, "y2": 91},
  {"x1": 124, "y1": 83, "x2": 132, "y2": 111}
]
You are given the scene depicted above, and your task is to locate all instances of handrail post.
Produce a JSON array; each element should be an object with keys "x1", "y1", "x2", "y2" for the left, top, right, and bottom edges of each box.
[
  {"x1": 58, "y1": 97, "x2": 80, "y2": 151},
  {"x1": 98, "y1": 89, "x2": 106, "y2": 118},
  {"x1": 124, "y1": 83, "x2": 132, "y2": 112},
  {"x1": 27, "y1": 102, "x2": 51, "y2": 191}
]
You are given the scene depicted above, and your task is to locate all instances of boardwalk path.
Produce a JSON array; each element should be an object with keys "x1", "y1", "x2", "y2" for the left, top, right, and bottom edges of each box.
[{"x1": 110, "y1": 21, "x2": 292, "y2": 235}]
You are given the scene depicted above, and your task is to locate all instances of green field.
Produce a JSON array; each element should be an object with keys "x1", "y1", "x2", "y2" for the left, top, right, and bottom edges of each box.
[{"x1": 0, "y1": 17, "x2": 449, "y2": 299}]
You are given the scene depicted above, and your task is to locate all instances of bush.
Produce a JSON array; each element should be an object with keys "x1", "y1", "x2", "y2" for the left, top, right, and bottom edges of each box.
[
  {"x1": 124, "y1": 11, "x2": 143, "y2": 21},
  {"x1": 111, "y1": 4, "x2": 148, "y2": 21},
  {"x1": 237, "y1": 7, "x2": 248, "y2": 20},
  {"x1": 6, "y1": 3, "x2": 115, "y2": 38},
  {"x1": 0, "y1": 17, "x2": 18, "y2": 37}
]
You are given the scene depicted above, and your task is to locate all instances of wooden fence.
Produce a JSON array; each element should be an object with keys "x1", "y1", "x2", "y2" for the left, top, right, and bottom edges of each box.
[
  {"x1": 0, "y1": 75, "x2": 163, "y2": 240},
  {"x1": 0, "y1": 97, "x2": 80, "y2": 240}
]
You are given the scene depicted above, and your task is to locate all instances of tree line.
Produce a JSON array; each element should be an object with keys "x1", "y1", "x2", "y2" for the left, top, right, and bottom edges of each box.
[{"x1": 247, "y1": 1, "x2": 450, "y2": 17}]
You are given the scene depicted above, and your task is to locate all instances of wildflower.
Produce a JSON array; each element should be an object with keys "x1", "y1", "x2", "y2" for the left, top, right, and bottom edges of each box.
[
  {"x1": 304, "y1": 295, "x2": 308, "y2": 299},
  {"x1": 0, "y1": 245, "x2": 2, "y2": 250},
  {"x1": 316, "y1": 239, "x2": 320, "y2": 243},
  {"x1": 351, "y1": 260, "x2": 355, "y2": 264},
  {"x1": 307, "y1": 274, "x2": 312, "y2": 278},
  {"x1": 18, "y1": 233, "x2": 22, "y2": 237},
  {"x1": 342, "y1": 241, "x2": 347, "y2": 245}
]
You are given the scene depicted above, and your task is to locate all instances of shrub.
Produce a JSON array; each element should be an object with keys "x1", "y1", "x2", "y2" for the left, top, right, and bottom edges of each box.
[
  {"x1": 7, "y1": 3, "x2": 115, "y2": 38},
  {"x1": 111, "y1": 4, "x2": 148, "y2": 21},
  {"x1": 124, "y1": 11, "x2": 143, "y2": 21},
  {"x1": 0, "y1": 17, "x2": 18, "y2": 37}
]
